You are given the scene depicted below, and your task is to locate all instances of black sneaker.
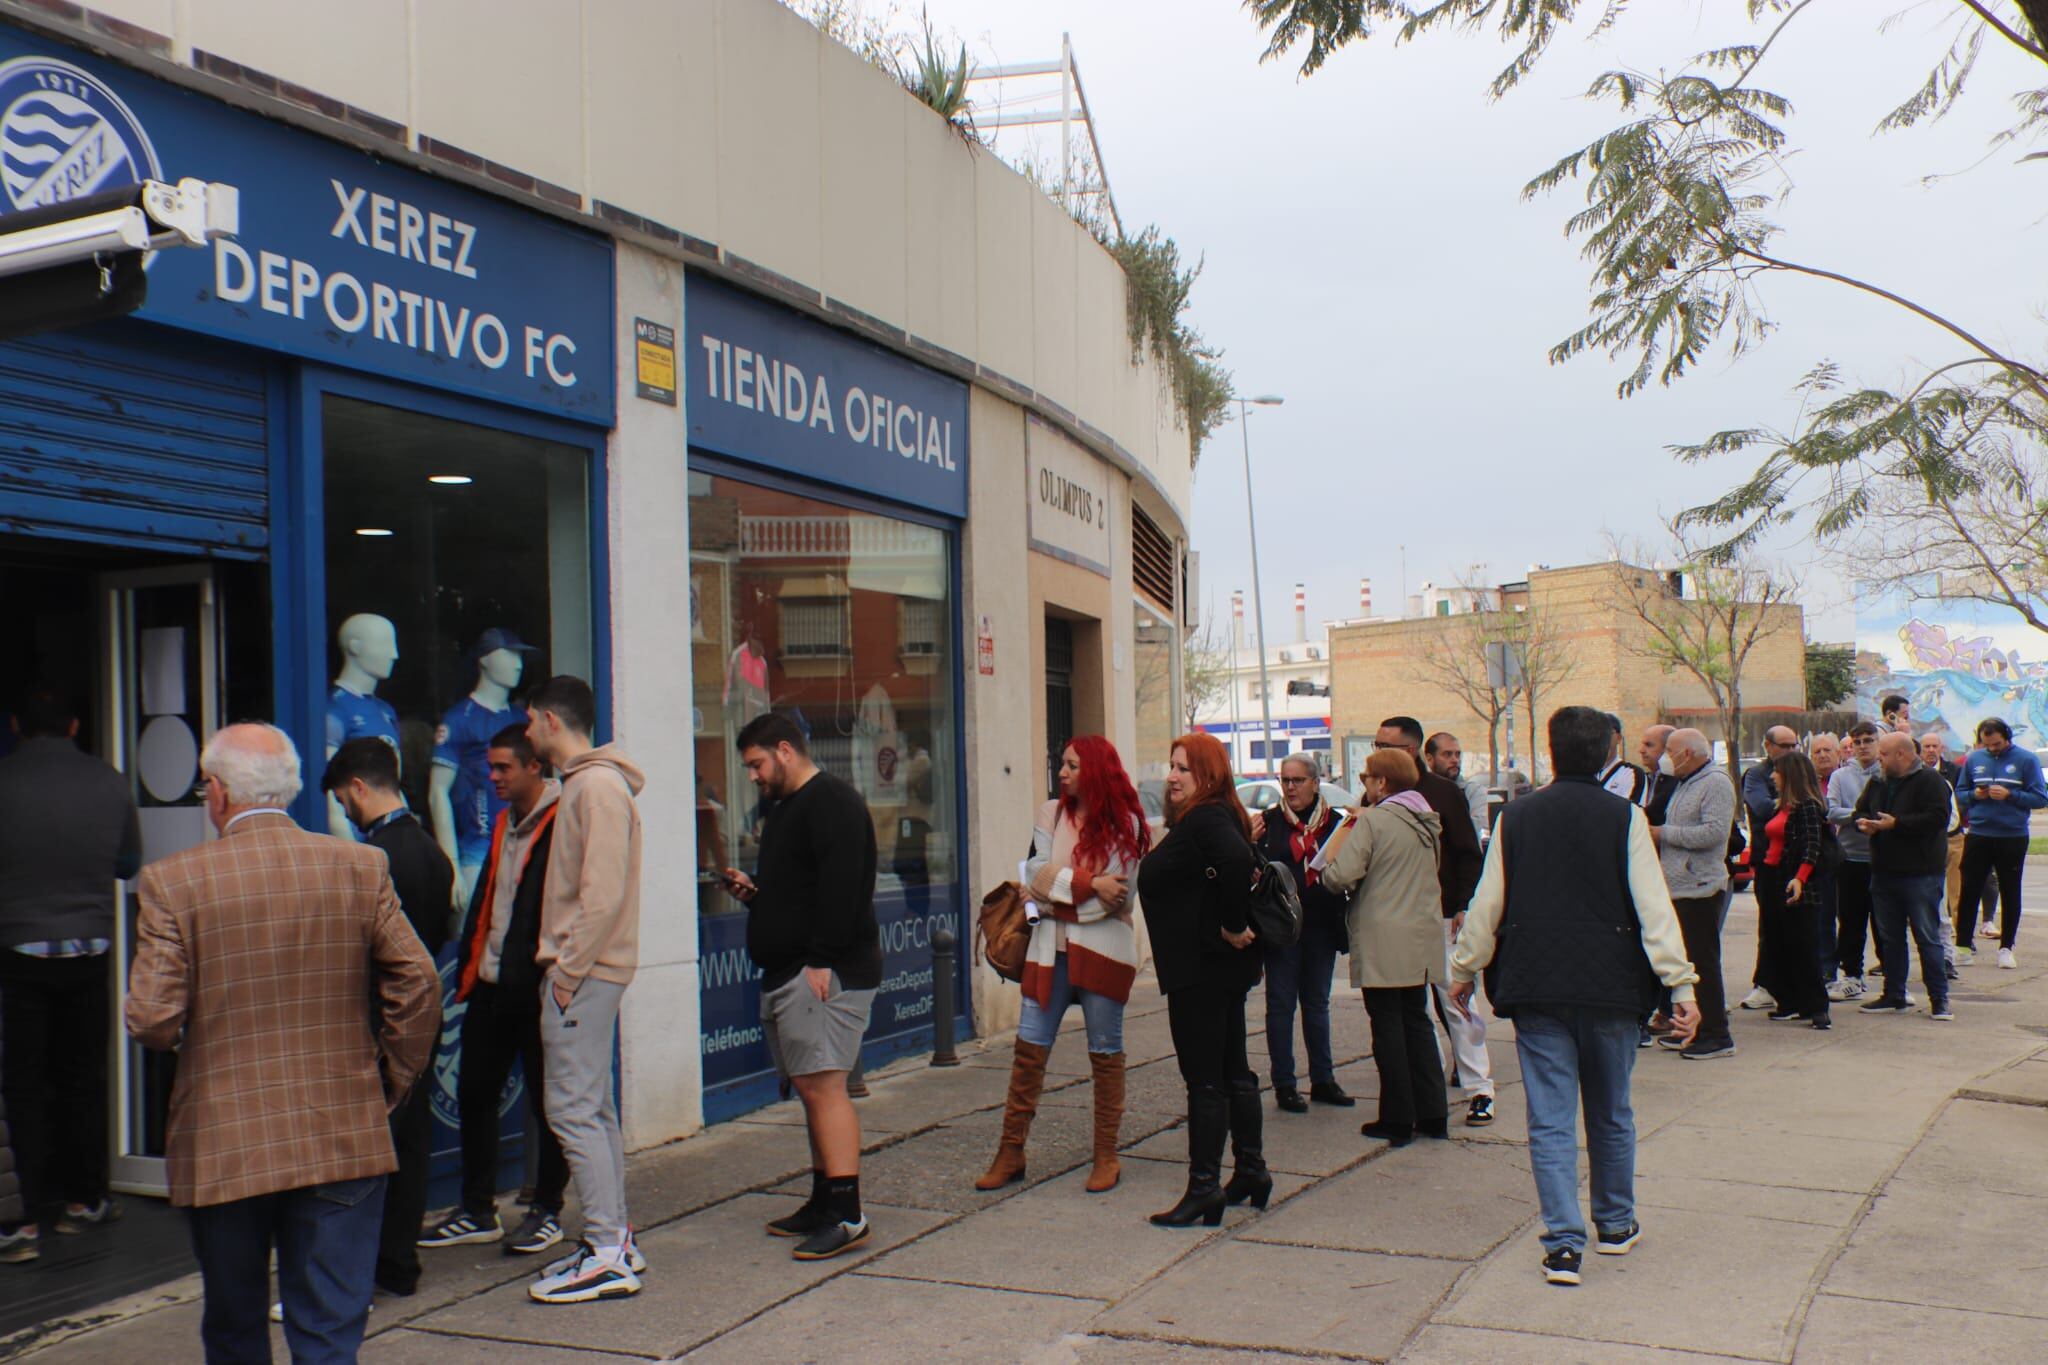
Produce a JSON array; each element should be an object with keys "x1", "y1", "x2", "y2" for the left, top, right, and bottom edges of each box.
[
  {"x1": 765, "y1": 1201, "x2": 837, "y2": 1238},
  {"x1": 1542, "y1": 1247, "x2": 1582, "y2": 1285},
  {"x1": 419, "y1": 1211, "x2": 503, "y2": 1248},
  {"x1": 1466, "y1": 1095, "x2": 1495, "y2": 1126},
  {"x1": 1274, "y1": 1086, "x2": 1308, "y2": 1114},
  {"x1": 1766, "y1": 1008, "x2": 1810, "y2": 1023},
  {"x1": 1595, "y1": 1222, "x2": 1641, "y2": 1255},
  {"x1": 791, "y1": 1217, "x2": 871, "y2": 1261},
  {"x1": 1308, "y1": 1081, "x2": 1356, "y2": 1108},
  {"x1": 506, "y1": 1208, "x2": 564, "y2": 1255},
  {"x1": 1931, "y1": 1003, "x2": 1955, "y2": 1022},
  {"x1": 1680, "y1": 1039, "x2": 1736, "y2": 1060},
  {"x1": 1859, "y1": 997, "x2": 1912, "y2": 1014}
]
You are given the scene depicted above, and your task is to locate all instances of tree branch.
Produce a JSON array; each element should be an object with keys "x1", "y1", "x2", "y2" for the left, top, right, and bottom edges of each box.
[{"x1": 1961, "y1": 0, "x2": 2048, "y2": 65}]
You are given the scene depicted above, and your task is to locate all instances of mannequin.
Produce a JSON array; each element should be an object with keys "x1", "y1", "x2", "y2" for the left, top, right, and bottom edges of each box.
[
  {"x1": 326, "y1": 613, "x2": 400, "y2": 839},
  {"x1": 431, "y1": 630, "x2": 534, "y2": 903}
]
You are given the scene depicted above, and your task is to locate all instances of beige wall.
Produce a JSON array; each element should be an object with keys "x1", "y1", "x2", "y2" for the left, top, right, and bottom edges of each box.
[
  {"x1": 28, "y1": 0, "x2": 1195, "y2": 527},
  {"x1": 1331, "y1": 563, "x2": 1808, "y2": 768}
]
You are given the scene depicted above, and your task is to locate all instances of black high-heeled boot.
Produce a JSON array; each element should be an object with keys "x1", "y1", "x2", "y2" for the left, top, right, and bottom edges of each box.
[
  {"x1": 1152, "y1": 1084, "x2": 1229, "y2": 1228},
  {"x1": 1221, "y1": 1078, "x2": 1273, "y2": 1209}
]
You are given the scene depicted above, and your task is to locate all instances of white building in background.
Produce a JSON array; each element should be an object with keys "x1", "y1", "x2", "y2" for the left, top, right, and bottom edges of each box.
[{"x1": 1197, "y1": 580, "x2": 1388, "y2": 780}]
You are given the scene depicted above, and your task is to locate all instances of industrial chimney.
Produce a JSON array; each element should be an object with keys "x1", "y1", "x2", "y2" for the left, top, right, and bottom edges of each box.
[
  {"x1": 1360, "y1": 578, "x2": 1373, "y2": 619},
  {"x1": 1231, "y1": 590, "x2": 1245, "y2": 653},
  {"x1": 1293, "y1": 583, "x2": 1307, "y2": 643}
]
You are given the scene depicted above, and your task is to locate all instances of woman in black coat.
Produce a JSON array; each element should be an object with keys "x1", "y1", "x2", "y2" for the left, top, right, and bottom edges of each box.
[
  {"x1": 1137, "y1": 733, "x2": 1265, "y2": 1228},
  {"x1": 1755, "y1": 751, "x2": 1832, "y2": 1029}
]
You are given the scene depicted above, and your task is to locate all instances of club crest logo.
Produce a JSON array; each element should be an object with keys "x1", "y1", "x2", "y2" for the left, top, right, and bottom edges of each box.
[
  {"x1": 0, "y1": 55, "x2": 160, "y2": 215},
  {"x1": 429, "y1": 955, "x2": 524, "y2": 1132}
]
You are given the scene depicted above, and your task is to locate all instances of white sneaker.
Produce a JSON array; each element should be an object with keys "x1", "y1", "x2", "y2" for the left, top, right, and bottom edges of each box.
[
  {"x1": 1980, "y1": 920, "x2": 2001, "y2": 939},
  {"x1": 1999, "y1": 947, "x2": 2017, "y2": 969},
  {"x1": 1955, "y1": 947, "x2": 1975, "y2": 966},
  {"x1": 1739, "y1": 987, "x2": 1776, "y2": 1010},
  {"x1": 530, "y1": 1245, "x2": 642, "y2": 1304},
  {"x1": 1825, "y1": 976, "x2": 1866, "y2": 1001}
]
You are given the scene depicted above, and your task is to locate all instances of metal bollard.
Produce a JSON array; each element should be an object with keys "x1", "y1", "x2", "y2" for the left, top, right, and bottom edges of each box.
[{"x1": 930, "y1": 925, "x2": 961, "y2": 1066}]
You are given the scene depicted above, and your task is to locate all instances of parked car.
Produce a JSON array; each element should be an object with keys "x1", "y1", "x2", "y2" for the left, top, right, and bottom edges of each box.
[{"x1": 1236, "y1": 780, "x2": 1358, "y2": 814}]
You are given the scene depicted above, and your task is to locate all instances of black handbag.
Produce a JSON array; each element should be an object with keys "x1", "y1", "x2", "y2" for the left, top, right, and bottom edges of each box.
[{"x1": 1238, "y1": 838, "x2": 1304, "y2": 950}]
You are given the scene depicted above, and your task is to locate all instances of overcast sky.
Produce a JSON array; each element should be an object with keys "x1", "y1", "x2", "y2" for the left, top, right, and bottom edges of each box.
[{"x1": 908, "y1": 0, "x2": 2044, "y2": 643}]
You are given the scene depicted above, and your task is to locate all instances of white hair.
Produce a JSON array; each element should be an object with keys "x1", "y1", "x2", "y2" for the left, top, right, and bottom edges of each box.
[
  {"x1": 1280, "y1": 751, "x2": 1323, "y2": 780},
  {"x1": 202, "y1": 723, "x2": 303, "y2": 809},
  {"x1": 1668, "y1": 729, "x2": 1711, "y2": 761}
]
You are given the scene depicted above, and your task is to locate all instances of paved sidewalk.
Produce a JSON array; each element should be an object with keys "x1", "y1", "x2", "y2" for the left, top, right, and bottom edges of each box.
[{"x1": 10, "y1": 900, "x2": 2048, "y2": 1362}]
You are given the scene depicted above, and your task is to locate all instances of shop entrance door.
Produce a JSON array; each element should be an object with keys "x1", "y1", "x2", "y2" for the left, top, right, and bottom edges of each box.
[
  {"x1": 100, "y1": 564, "x2": 220, "y2": 1196},
  {"x1": 1044, "y1": 618, "x2": 1075, "y2": 799}
]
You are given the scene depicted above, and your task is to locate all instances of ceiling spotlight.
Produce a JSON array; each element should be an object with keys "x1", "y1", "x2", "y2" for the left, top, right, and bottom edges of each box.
[
  {"x1": 355, "y1": 528, "x2": 395, "y2": 537},
  {"x1": 428, "y1": 474, "x2": 472, "y2": 485}
]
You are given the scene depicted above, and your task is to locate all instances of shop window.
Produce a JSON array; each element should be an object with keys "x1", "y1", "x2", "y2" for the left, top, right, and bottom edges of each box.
[
  {"x1": 690, "y1": 467, "x2": 958, "y2": 1101},
  {"x1": 321, "y1": 394, "x2": 591, "y2": 898}
]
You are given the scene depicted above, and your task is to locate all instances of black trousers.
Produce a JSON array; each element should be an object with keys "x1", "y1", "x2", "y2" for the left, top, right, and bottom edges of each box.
[
  {"x1": 459, "y1": 981, "x2": 568, "y2": 1219},
  {"x1": 1754, "y1": 866, "x2": 1827, "y2": 1018},
  {"x1": 1835, "y1": 860, "x2": 1876, "y2": 979},
  {"x1": 1166, "y1": 974, "x2": 1256, "y2": 1092},
  {"x1": 0, "y1": 950, "x2": 110, "y2": 1222},
  {"x1": 1362, "y1": 984, "x2": 1447, "y2": 1131},
  {"x1": 376, "y1": 1082, "x2": 434, "y2": 1294},
  {"x1": 1958, "y1": 833, "x2": 2027, "y2": 951},
  {"x1": 1672, "y1": 894, "x2": 1730, "y2": 1046}
]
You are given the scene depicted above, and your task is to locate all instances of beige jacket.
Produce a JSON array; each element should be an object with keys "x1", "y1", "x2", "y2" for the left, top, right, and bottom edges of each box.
[
  {"x1": 538, "y1": 745, "x2": 645, "y2": 991},
  {"x1": 1323, "y1": 802, "x2": 1446, "y2": 990}
]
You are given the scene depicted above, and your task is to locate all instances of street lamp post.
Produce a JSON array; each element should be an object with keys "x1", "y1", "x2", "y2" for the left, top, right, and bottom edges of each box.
[{"x1": 1234, "y1": 394, "x2": 1284, "y2": 776}]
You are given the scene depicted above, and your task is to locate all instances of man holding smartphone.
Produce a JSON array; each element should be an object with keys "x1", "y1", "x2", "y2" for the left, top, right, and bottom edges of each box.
[
  {"x1": 727, "y1": 712, "x2": 881, "y2": 1263},
  {"x1": 1957, "y1": 717, "x2": 2046, "y2": 970}
]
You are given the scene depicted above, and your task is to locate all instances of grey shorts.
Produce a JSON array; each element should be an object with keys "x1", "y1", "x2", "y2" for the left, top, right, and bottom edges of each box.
[{"x1": 761, "y1": 970, "x2": 875, "y2": 1078}]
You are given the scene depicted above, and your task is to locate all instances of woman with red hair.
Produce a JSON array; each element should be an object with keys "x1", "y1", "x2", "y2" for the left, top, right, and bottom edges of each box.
[
  {"x1": 977, "y1": 735, "x2": 1148, "y2": 1194},
  {"x1": 1136, "y1": 733, "x2": 1265, "y2": 1228}
]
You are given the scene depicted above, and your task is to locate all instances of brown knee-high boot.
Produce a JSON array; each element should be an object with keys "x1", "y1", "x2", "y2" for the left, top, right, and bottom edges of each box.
[
  {"x1": 976, "y1": 1039, "x2": 1049, "y2": 1190},
  {"x1": 1086, "y1": 1051, "x2": 1126, "y2": 1193}
]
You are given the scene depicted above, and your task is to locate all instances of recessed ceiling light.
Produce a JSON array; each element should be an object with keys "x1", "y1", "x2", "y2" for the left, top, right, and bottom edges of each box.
[
  {"x1": 428, "y1": 474, "x2": 473, "y2": 485},
  {"x1": 355, "y1": 528, "x2": 395, "y2": 537}
]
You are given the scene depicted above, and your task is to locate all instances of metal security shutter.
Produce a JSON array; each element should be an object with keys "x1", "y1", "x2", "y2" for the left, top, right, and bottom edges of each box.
[
  {"x1": 1131, "y1": 505, "x2": 1175, "y2": 614},
  {"x1": 0, "y1": 323, "x2": 269, "y2": 558}
]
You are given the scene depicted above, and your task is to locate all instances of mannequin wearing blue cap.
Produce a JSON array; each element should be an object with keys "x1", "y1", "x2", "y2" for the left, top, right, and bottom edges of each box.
[{"x1": 431, "y1": 631, "x2": 536, "y2": 905}]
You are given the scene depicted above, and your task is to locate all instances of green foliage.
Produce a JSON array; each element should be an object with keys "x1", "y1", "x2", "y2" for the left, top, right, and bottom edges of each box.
[
  {"x1": 1804, "y1": 640, "x2": 1856, "y2": 709},
  {"x1": 895, "y1": 18, "x2": 974, "y2": 129},
  {"x1": 1108, "y1": 228, "x2": 1234, "y2": 454}
]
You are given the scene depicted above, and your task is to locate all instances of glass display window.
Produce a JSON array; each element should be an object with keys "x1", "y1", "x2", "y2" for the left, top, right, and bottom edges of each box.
[
  {"x1": 321, "y1": 394, "x2": 593, "y2": 899},
  {"x1": 689, "y1": 464, "x2": 959, "y2": 1112}
]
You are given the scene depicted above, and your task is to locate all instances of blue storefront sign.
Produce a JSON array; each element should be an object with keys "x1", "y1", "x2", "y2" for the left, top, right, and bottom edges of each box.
[
  {"x1": 686, "y1": 277, "x2": 968, "y2": 517},
  {"x1": 0, "y1": 29, "x2": 614, "y2": 421}
]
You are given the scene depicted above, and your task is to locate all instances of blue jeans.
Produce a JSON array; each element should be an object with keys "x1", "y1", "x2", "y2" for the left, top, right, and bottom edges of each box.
[
  {"x1": 1870, "y1": 871, "x2": 1949, "y2": 1007},
  {"x1": 1262, "y1": 911, "x2": 1342, "y2": 1088},
  {"x1": 1016, "y1": 952, "x2": 1125, "y2": 1053},
  {"x1": 188, "y1": 1175, "x2": 386, "y2": 1364},
  {"x1": 1514, "y1": 1008, "x2": 1639, "y2": 1255}
]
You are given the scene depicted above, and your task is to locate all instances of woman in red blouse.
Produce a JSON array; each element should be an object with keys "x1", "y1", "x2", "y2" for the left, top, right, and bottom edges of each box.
[{"x1": 1756, "y1": 751, "x2": 1832, "y2": 1029}]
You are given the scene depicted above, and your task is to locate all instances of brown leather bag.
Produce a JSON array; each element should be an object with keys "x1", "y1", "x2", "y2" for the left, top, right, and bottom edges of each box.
[{"x1": 978, "y1": 881, "x2": 1032, "y2": 982}]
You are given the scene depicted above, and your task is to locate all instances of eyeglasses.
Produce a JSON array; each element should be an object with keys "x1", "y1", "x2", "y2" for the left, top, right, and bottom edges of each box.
[{"x1": 1280, "y1": 775, "x2": 1313, "y2": 786}]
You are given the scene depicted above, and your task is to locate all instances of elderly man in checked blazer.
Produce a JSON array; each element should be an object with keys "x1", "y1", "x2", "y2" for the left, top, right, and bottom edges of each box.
[{"x1": 126, "y1": 723, "x2": 439, "y2": 1364}]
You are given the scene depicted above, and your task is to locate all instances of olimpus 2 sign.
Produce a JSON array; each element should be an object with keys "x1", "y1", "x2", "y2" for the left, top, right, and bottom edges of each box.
[
  {"x1": 0, "y1": 29, "x2": 614, "y2": 422},
  {"x1": 685, "y1": 277, "x2": 969, "y2": 518}
]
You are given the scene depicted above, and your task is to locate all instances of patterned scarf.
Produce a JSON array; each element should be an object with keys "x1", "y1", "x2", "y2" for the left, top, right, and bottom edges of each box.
[{"x1": 1280, "y1": 793, "x2": 1332, "y2": 888}]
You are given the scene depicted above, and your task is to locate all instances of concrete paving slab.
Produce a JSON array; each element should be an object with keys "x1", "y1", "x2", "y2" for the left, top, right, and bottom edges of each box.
[
  {"x1": 1037, "y1": 1057, "x2": 1191, "y2": 1119},
  {"x1": 1241, "y1": 1141, "x2": 1535, "y2": 1260},
  {"x1": 1045, "y1": 1336, "x2": 1333, "y2": 1363},
  {"x1": 1632, "y1": 1172, "x2": 1866, "y2": 1228},
  {"x1": 1887, "y1": 1096, "x2": 2048, "y2": 1198},
  {"x1": 1823, "y1": 1183, "x2": 2048, "y2": 1320},
  {"x1": 1094, "y1": 1239, "x2": 1462, "y2": 1359},
  {"x1": 686, "y1": 1274, "x2": 1105, "y2": 1364},
  {"x1": 1958, "y1": 1056, "x2": 2048, "y2": 1107},
  {"x1": 860, "y1": 1154, "x2": 1309, "y2": 1300},
  {"x1": 1794, "y1": 1292, "x2": 2048, "y2": 1364},
  {"x1": 624, "y1": 1120, "x2": 819, "y2": 1225},
  {"x1": 956, "y1": 1042, "x2": 1096, "y2": 1078},
  {"x1": 1436, "y1": 1206, "x2": 1839, "y2": 1360},
  {"x1": 406, "y1": 1193, "x2": 946, "y2": 1359},
  {"x1": 1633, "y1": 1121, "x2": 1906, "y2": 1194},
  {"x1": 1399, "y1": 1323, "x2": 1774, "y2": 1363},
  {"x1": 364, "y1": 1329, "x2": 627, "y2": 1362},
  {"x1": 1123, "y1": 1103, "x2": 1379, "y2": 1179}
]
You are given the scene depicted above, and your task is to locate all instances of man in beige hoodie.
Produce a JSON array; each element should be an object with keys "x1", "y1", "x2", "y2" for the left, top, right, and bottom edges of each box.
[{"x1": 522, "y1": 676, "x2": 647, "y2": 1306}]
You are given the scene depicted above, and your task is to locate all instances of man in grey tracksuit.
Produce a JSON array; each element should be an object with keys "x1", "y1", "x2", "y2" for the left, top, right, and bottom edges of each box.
[
  {"x1": 1826, "y1": 723, "x2": 1883, "y2": 998},
  {"x1": 1651, "y1": 730, "x2": 1737, "y2": 1057}
]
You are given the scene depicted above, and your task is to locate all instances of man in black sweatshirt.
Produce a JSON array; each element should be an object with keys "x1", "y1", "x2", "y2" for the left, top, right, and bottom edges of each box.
[
  {"x1": 1853, "y1": 732, "x2": 1953, "y2": 1020},
  {"x1": 324, "y1": 737, "x2": 453, "y2": 1296},
  {"x1": 723, "y1": 712, "x2": 880, "y2": 1264}
]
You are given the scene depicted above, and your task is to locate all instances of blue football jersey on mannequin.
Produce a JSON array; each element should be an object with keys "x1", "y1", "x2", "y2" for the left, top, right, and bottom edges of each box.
[
  {"x1": 327, "y1": 684, "x2": 399, "y2": 753},
  {"x1": 434, "y1": 696, "x2": 527, "y2": 864}
]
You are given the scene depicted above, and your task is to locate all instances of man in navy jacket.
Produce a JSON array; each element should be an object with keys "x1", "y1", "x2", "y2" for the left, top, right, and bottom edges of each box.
[{"x1": 1955, "y1": 717, "x2": 2047, "y2": 968}]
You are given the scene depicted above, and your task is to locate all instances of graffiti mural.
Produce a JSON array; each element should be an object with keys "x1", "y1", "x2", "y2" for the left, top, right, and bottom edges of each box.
[{"x1": 1856, "y1": 586, "x2": 2048, "y2": 756}]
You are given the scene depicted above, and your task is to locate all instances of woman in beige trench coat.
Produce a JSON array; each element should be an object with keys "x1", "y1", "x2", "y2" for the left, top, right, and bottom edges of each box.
[{"x1": 1322, "y1": 748, "x2": 1448, "y2": 1147}]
